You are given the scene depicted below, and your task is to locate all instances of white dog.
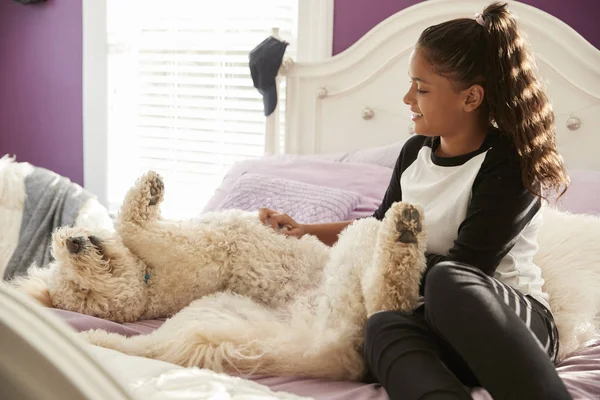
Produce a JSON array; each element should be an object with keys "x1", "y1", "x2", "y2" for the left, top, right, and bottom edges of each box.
[
  {"x1": 14, "y1": 169, "x2": 600, "y2": 378},
  {"x1": 12, "y1": 171, "x2": 427, "y2": 381}
]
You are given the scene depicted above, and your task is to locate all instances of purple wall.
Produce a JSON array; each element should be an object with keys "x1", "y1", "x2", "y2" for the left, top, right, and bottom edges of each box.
[
  {"x1": 333, "y1": 0, "x2": 600, "y2": 55},
  {"x1": 0, "y1": 0, "x2": 83, "y2": 185}
]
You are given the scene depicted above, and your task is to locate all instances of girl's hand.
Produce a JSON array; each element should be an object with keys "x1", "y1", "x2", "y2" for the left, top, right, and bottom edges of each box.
[{"x1": 258, "y1": 208, "x2": 305, "y2": 238}]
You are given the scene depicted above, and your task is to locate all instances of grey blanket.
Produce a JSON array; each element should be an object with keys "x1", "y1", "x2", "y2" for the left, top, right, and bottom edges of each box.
[{"x1": 3, "y1": 167, "x2": 93, "y2": 280}]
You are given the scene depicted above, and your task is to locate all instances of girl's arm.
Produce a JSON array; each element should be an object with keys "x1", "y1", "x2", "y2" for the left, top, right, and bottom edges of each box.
[{"x1": 259, "y1": 207, "x2": 351, "y2": 246}]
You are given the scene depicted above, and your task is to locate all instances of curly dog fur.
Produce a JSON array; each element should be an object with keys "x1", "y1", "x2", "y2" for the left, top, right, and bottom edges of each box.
[{"x1": 12, "y1": 171, "x2": 427, "y2": 380}]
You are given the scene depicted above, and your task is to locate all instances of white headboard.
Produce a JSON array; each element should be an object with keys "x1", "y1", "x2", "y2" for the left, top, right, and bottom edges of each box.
[{"x1": 268, "y1": 0, "x2": 600, "y2": 171}]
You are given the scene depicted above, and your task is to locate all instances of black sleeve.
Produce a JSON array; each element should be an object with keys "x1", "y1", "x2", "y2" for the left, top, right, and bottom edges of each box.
[{"x1": 420, "y1": 148, "x2": 541, "y2": 295}]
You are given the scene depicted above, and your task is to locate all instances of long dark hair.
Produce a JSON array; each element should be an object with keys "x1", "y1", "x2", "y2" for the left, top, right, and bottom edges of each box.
[{"x1": 416, "y1": 2, "x2": 569, "y2": 199}]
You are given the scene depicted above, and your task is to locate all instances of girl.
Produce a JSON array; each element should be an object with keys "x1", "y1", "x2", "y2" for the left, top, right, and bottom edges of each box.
[{"x1": 260, "y1": 2, "x2": 572, "y2": 399}]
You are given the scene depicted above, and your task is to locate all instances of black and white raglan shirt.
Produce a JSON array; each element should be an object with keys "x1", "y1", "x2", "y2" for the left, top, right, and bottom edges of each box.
[{"x1": 373, "y1": 129, "x2": 550, "y2": 310}]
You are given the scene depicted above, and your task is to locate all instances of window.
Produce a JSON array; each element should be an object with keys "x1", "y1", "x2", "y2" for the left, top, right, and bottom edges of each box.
[
  {"x1": 83, "y1": 0, "x2": 333, "y2": 217},
  {"x1": 100, "y1": 0, "x2": 301, "y2": 219}
]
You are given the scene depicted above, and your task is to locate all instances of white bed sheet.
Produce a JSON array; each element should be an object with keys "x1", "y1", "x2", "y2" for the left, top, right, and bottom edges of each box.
[{"x1": 87, "y1": 345, "x2": 313, "y2": 400}]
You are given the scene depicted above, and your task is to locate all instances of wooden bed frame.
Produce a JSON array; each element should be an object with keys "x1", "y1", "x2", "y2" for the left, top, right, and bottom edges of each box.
[{"x1": 268, "y1": 0, "x2": 600, "y2": 171}]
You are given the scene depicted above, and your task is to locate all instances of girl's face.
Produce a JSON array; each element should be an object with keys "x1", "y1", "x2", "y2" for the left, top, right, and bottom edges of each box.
[{"x1": 403, "y1": 48, "x2": 475, "y2": 138}]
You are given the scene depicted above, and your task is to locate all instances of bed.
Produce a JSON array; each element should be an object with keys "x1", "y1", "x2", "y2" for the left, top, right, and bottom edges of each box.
[{"x1": 2, "y1": 0, "x2": 600, "y2": 399}]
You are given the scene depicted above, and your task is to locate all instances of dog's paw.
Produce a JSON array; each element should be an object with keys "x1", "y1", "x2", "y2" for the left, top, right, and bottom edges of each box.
[
  {"x1": 394, "y1": 204, "x2": 422, "y2": 244},
  {"x1": 142, "y1": 171, "x2": 164, "y2": 207},
  {"x1": 131, "y1": 170, "x2": 165, "y2": 208},
  {"x1": 79, "y1": 329, "x2": 112, "y2": 346},
  {"x1": 118, "y1": 171, "x2": 165, "y2": 224},
  {"x1": 382, "y1": 202, "x2": 425, "y2": 246}
]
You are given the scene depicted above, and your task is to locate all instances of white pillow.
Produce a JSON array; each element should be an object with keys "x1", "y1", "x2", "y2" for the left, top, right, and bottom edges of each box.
[
  {"x1": 338, "y1": 140, "x2": 405, "y2": 169},
  {"x1": 262, "y1": 140, "x2": 406, "y2": 169},
  {"x1": 536, "y1": 207, "x2": 600, "y2": 360}
]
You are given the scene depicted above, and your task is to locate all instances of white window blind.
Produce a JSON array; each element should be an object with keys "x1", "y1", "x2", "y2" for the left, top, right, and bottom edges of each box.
[{"x1": 106, "y1": 0, "x2": 297, "y2": 219}]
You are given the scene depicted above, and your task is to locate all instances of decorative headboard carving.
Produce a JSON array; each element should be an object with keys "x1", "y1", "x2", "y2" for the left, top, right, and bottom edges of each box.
[{"x1": 269, "y1": 0, "x2": 600, "y2": 171}]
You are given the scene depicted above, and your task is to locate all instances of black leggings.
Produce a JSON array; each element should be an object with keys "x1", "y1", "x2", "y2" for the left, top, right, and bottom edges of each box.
[{"x1": 363, "y1": 261, "x2": 572, "y2": 400}]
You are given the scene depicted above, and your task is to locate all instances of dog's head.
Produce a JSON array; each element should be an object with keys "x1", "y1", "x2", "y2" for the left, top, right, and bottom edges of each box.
[{"x1": 11, "y1": 226, "x2": 149, "y2": 323}]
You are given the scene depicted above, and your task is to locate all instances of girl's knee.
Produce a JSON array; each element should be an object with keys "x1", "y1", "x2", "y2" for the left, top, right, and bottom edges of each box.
[
  {"x1": 424, "y1": 261, "x2": 488, "y2": 296},
  {"x1": 364, "y1": 310, "x2": 426, "y2": 366},
  {"x1": 364, "y1": 311, "x2": 398, "y2": 341},
  {"x1": 364, "y1": 310, "x2": 426, "y2": 342},
  {"x1": 424, "y1": 262, "x2": 495, "y2": 326}
]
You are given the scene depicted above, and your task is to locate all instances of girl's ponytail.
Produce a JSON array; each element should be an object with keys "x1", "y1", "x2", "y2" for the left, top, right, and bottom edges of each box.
[{"x1": 481, "y1": 2, "x2": 569, "y2": 198}]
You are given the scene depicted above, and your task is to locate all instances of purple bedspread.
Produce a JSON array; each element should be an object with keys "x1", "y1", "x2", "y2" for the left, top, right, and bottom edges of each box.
[
  {"x1": 55, "y1": 309, "x2": 600, "y2": 400},
  {"x1": 251, "y1": 343, "x2": 600, "y2": 400}
]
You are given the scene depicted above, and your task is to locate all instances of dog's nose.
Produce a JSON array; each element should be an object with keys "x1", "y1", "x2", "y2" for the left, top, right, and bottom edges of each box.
[{"x1": 65, "y1": 237, "x2": 84, "y2": 254}]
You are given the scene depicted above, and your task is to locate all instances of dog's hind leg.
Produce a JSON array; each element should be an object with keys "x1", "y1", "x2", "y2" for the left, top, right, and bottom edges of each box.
[
  {"x1": 82, "y1": 325, "x2": 367, "y2": 381},
  {"x1": 79, "y1": 322, "x2": 264, "y2": 373},
  {"x1": 80, "y1": 329, "x2": 160, "y2": 359},
  {"x1": 81, "y1": 320, "x2": 292, "y2": 380},
  {"x1": 80, "y1": 326, "x2": 266, "y2": 373},
  {"x1": 81, "y1": 293, "x2": 288, "y2": 375},
  {"x1": 117, "y1": 171, "x2": 164, "y2": 226},
  {"x1": 362, "y1": 202, "x2": 427, "y2": 316}
]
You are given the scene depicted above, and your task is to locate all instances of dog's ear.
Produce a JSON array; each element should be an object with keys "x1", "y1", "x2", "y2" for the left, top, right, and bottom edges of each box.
[{"x1": 8, "y1": 263, "x2": 54, "y2": 308}]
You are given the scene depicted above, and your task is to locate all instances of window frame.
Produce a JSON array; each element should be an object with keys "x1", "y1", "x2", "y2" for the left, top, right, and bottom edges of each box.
[{"x1": 82, "y1": 0, "x2": 334, "y2": 207}]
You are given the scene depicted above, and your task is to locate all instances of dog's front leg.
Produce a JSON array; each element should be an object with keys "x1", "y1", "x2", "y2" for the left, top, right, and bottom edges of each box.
[
  {"x1": 117, "y1": 171, "x2": 164, "y2": 227},
  {"x1": 362, "y1": 202, "x2": 427, "y2": 316}
]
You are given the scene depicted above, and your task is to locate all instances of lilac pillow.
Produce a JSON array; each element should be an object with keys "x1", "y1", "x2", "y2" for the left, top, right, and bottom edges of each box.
[
  {"x1": 215, "y1": 173, "x2": 362, "y2": 224},
  {"x1": 203, "y1": 158, "x2": 393, "y2": 220}
]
